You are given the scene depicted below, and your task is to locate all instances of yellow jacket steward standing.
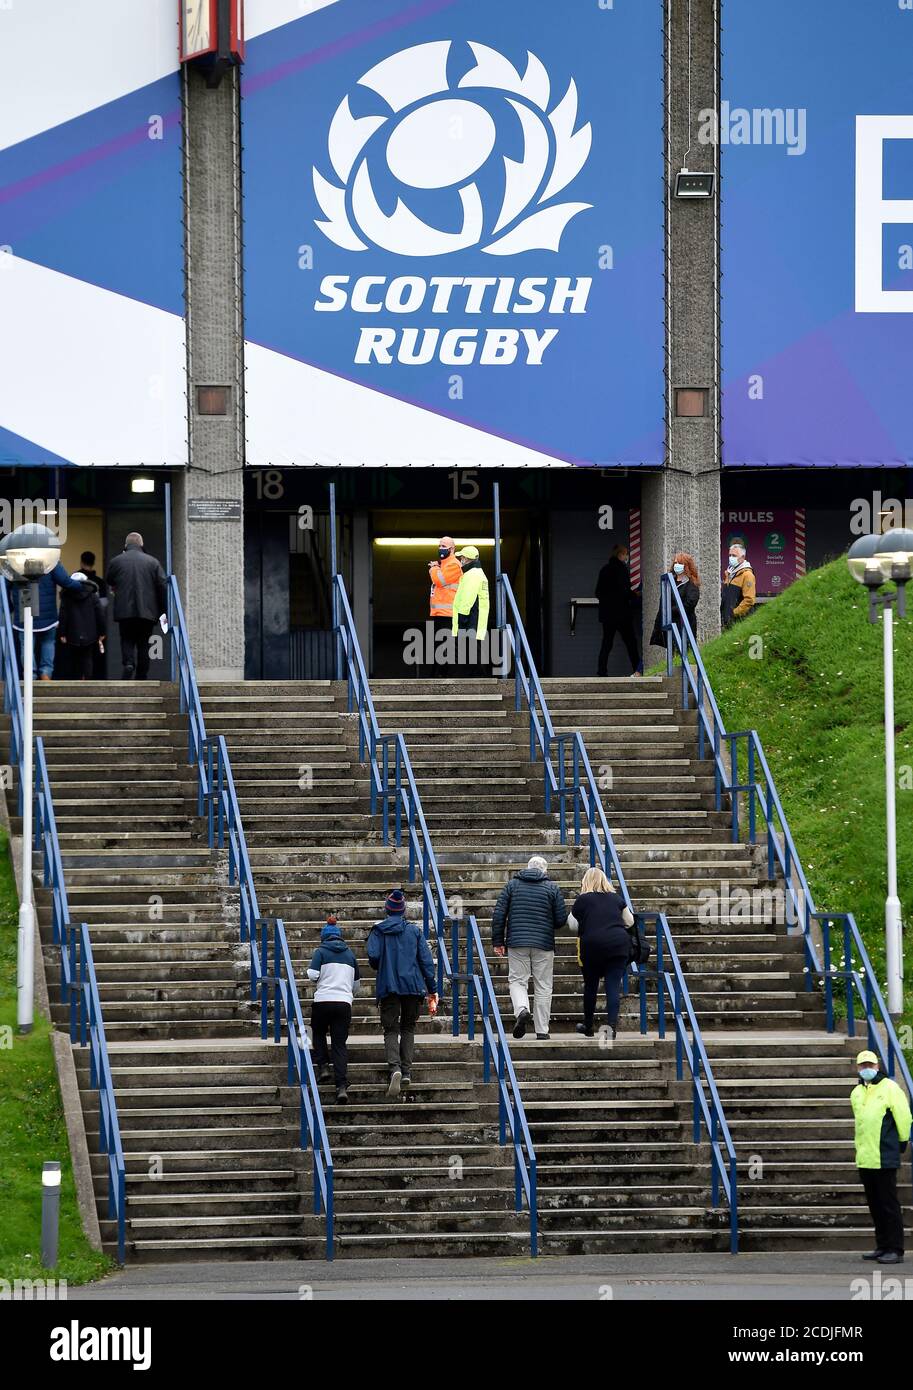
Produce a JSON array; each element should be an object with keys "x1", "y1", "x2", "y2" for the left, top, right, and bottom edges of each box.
[
  {"x1": 429, "y1": 552, "x2": 462, "y2": 619},
  {"x1": 452, "y1": 547, "x2": 490, "y2": 639},
  {"x1": 851, "y1": 1061, "x2": 912, "y2": 1169}
]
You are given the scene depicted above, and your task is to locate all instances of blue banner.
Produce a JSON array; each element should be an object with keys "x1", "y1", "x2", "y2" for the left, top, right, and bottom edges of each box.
[
  {"x1": 242, "y1": 0, "x2": 664, "y2": 468},
  {"x1": 722, "y1": 0, "x2": 913, "y2": 467}
]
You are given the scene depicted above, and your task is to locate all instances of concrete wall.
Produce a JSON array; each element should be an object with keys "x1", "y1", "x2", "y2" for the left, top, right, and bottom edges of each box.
[
  {"x1": 175, "y1": 66, "x2": 246, "y2": 682},
  {"x1": 642, "y1": 0, "x2": 722, "y2": 651}
]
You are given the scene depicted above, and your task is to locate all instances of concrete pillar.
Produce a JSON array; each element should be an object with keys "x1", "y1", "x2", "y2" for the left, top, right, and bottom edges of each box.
[
  {"x1": 173, "y1": 65, "x2": 245, "y2": 681},
  {"x1": 642, "y1": 0, "x2": 721, "y2": 650}
]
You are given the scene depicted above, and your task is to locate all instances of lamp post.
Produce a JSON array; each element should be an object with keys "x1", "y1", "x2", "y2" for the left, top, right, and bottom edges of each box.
[
  {"x1": 0, "y1": 524, "x2": 62, "y2": 1033},
  {"x1": 847, "y1": 528, "x2": 913, "y2": 1017}
]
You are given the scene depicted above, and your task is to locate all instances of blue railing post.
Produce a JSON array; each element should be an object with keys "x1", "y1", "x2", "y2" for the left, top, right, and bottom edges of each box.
[{"x1": 820, "y1": 916, "x2": 834, "y2": 1031}]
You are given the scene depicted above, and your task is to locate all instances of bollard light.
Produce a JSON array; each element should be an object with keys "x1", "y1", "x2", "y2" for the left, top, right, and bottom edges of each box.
[{"x1": 41, "y1": 1161, "x2": 62, "y2": 1268}]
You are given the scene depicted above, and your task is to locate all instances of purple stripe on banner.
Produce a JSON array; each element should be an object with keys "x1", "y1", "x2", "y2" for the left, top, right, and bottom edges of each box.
[
  {"x1": 0, "y1": 109, "x2": 181, "y2": 207},
  {"x1": 244, "y1": 0, "x2": 461, "y2": 97}
]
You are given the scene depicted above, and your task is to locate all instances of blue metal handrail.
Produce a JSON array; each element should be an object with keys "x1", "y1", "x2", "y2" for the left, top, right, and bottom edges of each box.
[
  {"x1": 659, "y1": 574, "x2": 913, "y2": 1124},
  {"x1": 333, "y1": 576, "x2": 385, "y2": 815},
  {"x1": 256, "y1": 917, "x2": 335, "y2": 1259},
  {"x1": 497, "y1": 574, "x2": 559, "y2": 810},
  {"x1": 167, "y1": 576, "x2": 335, "y2": 1255},
  {"x1": 332, "y1": 572, "x2": 538, "y2": 1252},
  {"x1": 459, "y1": 913, "x2": 538, "y2": 1254},
  {"x1": 0, "y1": 582, "x2": 25, "y2": 808},
  {"x1": 497, "y1": 569, "x2": 736, "y2": 1246},
  {"x1": 0, "y1": 585, "x2": 127, "y2": 1262},
  {"x1": 377, "y1": 732, "x2": 454, "y2": 1004},
  {"x1": 73, "y1": 920, "x2": 127, "y2": 1264},
  {"x1": 637, "y1": 911, "x2": 739, "y2": 1253}
]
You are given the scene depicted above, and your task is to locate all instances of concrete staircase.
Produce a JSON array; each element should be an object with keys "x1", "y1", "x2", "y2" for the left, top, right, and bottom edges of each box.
[
  {"x1": 13, "y1": 674, "x2": 909, "y2": 1258},
  {"x1": 354, "y1": 675, "x2": 909, "y2": 1251},
  {"x1": 7, "y1": 682, "x2": 320, "y2": 1261}
]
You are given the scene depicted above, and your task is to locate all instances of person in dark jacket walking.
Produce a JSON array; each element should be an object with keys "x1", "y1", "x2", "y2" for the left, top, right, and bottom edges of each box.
[
  {"x1": 492, "y1": 856, "x2": 568, "y2": 1040},
  {"x1": 105, "y1": 532, "x2": 167, "y2": 680},
  {"x1": 58, "y1": 572, "x2": 106, "y2": 680},
  {"x1": 366, "y1": 889, "x2": 438, "y2": 1098},
  {"x1": 650, "y1": 552, "x2": 701, "y2": 650},
  {"x1": 851, "y1": 1049, "x2": 911, "y2": 1264},
  {"x1": 595, "y1": 544, "x2": 639, "y2": 676},
  {"x1": 307, "y1": 916, "x2": 360, "y2": 1105},
  {"x1": 79, "y1": 551, "x2": 109, "y2": 679},
  {"x1": 7, "y1": 562, "x2": 84, "y2": 680},
  {"x1": 567, "y1": 867, "x2": 635, "y2": 1039}
]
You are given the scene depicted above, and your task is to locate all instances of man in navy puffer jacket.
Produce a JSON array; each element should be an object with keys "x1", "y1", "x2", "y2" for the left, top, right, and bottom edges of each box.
[
  {"x1": 492, "y1": 856, "x2": 568, "y2": 1041},
  {"x1": 367, "y1": 889, "x2": 437, "y2": 1098}
]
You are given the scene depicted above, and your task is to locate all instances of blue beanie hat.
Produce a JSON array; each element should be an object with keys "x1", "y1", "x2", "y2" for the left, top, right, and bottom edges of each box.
[
  {"x1": 385, "y1": 888, "x2": 406, "y2": 915},
  {"x1": 321, "y1": 915, "x2": 342, "y2": 943}
]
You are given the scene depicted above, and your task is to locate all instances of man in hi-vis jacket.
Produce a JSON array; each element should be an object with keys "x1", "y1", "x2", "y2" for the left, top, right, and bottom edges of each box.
[{"x1": 851, "y1": 1049, "x2": 911, "y2": 1265}]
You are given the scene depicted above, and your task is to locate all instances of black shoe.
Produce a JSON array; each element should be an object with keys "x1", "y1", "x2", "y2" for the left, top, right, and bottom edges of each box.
[
  {"x1": 317, "y1": 1064, "x2": 332, "y2": 1084},
  {"x1": 386, "y1": 1069, "x2": 402, "y2": 1098},
  {"x1": 876, "y1": 1251, "x2": 904, "y2": 1265},
  {"x1": 513, "y1": 1008, "x2": 532, "y2": 1039},
  {"x1": 401, "y1": 1075, "x2": 411, "y2": 1093},
  {"x1": 576, "y1": 1023, "x2": 594, "y2": 1038},
  {"x1": 862, "y1": 1250, "x2": 885, "y2": 1261},
  {"x1": 335, "y1": 1086, "x2": 348, "y2": 1104},
  {"x1": 536, "y1": 1033, "x2": 550, "y2": 1040}
]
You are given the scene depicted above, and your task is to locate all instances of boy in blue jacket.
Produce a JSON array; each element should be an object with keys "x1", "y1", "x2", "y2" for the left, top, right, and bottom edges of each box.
[
  {"x1": 366, "y1": 889, "x2": 437, "y2": 1098},
  {"x1": 307, "y1": 917, "x2": 359, "y2": 1104}
]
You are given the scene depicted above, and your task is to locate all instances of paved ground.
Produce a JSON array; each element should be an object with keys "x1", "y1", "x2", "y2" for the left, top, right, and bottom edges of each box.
[{"x1": 70, "y1": 1252, "x2": 901, "y2": 1301}]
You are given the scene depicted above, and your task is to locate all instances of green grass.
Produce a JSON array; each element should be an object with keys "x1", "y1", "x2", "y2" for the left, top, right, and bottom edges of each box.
[
  {"x1": 660, "y1": 558, "x2": 913, "y2": 1050},
  {"x1": 0, "y1": 830, "x2": 112, "y2": 1284}
]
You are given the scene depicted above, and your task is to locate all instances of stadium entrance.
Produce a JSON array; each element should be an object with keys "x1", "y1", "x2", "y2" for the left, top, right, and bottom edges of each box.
[{"x1": 242, "y1": 469, "x2": 642, "y2": 681}]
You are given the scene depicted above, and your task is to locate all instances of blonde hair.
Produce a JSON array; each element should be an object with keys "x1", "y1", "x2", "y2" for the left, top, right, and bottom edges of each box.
[{"x1": 580, "y1": 867, "x2": 614, "y2": 895}]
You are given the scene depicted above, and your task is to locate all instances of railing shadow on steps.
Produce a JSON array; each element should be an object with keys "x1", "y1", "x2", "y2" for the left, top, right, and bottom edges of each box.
[
  {"x1": 0, "y1": 580, "x2": 127, "y2": 1262},
  {"x1": 496, "y1": 570, "x2": 740, "y2": 1252},
  {"x1": 659, "y1": 572, "x2": 913, "y2": 1181},
  {"x1": 167, "y1": 576, "x2": 335, "y2": 1259},
  {"x1": 332, "y1": 573, "x2": 539, "y2": 1255}
]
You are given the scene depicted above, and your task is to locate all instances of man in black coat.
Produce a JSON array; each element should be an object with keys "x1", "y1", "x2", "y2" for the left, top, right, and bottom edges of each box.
[
  {"x1": 595, "y1": 544, "x2": 639, "y2": 676},
  {"x1": 105, "y1": 533, "x2": 167, "y2": 680}
]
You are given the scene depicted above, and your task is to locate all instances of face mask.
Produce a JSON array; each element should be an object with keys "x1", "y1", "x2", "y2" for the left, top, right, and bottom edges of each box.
[
  {"x1": 439, "y1": 548, "x2": 450, "y2": 559},
  {"x1": 858, "y1": 1068, "x2": 878, "y2": 1083},
  {"x1": 673, "y1": 563, "x2": 685, "y2": 575}
]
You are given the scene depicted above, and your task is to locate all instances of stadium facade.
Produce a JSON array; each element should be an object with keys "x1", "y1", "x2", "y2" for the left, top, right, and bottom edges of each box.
[{"x1": 1, "y1": 0, "x2": 910, "y2": 680}]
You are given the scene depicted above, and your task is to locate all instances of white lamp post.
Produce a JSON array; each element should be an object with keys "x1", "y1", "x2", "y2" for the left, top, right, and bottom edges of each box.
[
  {"x1": 0, "y1": 523, "x2": 61, "y2": 1033},
  {"x1": 847, "y1": 529, "x2": 912, "y2": 1017}
]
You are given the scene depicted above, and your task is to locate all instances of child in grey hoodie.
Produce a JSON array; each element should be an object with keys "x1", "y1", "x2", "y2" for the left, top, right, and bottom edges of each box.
[{"x1": 307, "y1": 916, "x2": 359, "y2": 1103}]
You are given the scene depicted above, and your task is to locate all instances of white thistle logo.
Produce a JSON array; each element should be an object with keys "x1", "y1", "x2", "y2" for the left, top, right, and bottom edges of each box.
[{"x1": 313, "y1": 39, "x2": 593, "y2": 257}]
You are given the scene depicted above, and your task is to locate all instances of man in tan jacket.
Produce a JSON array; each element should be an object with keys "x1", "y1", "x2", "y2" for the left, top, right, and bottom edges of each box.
[{"x1": 721, "y1": 542, "x2": 756, "y2": 628}]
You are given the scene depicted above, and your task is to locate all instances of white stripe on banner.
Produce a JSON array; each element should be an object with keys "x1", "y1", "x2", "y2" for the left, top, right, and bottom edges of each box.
[
  {"x1": 244, "y1": 340, "x2": 574, "y2": 467},
  {"x1": 246, "y1": 0, "x2": 342, "y2": 41},
  {"x1": 0, "y1": 0, "x2": 179, "y2": 153},
  {"x1": 0, "y1": 255, "x2": 187, "y2": 466}
]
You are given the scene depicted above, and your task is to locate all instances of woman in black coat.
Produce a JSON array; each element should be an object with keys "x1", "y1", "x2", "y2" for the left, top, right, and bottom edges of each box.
[
  {"x1": 567, "y1": 866, "x2": 635, "y2": 1039},
  {"x1": 650, "y1": 552, "x2": 701, "y2": 649}
]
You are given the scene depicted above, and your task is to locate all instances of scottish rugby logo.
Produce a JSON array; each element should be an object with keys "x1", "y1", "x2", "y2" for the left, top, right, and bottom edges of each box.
[{"x1": 313, "y1": 39, "x2": 593, "y2": 256}]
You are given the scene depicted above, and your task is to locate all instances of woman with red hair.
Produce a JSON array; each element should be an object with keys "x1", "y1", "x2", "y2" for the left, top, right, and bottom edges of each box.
[{"x1": 650, "y1": 552, "x2": 701, "y2": 648}]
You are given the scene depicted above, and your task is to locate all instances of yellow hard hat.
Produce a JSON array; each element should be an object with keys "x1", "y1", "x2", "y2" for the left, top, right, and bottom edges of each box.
[{"x1": 855, "y1": 1050, "x2": 879, "y2": 1066}]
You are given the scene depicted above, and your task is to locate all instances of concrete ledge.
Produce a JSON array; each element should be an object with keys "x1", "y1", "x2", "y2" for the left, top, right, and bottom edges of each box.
[{"x1": 196, "y1": 668, "x2": 245, "y2": 683}]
